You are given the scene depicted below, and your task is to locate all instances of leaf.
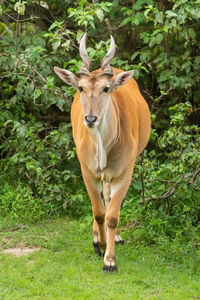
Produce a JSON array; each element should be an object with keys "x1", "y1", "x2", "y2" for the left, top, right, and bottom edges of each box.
[
  {"x1": 14, "y1": 1, "x2": 27, "y2": 15},
  {"x1": 149, "y1": 37, "x2": 156, "y2": 47},
  {"x1": 9, "y1": 95, "x2": 17, "y2": 106},
  {"x1": 96, "y1": 9, "x2": 104, "y2": 21},
  {"x1": 62, "y1": 40, "x2": 70, "y2": 49},
  {"x1": 34, "y1": 89, "x2": 42, "y2": 99},
  {"x1": 16, "y1": 125, "x2": 26, "y2": 138},
  {"x1": 49, "y1": 21, "x2": 64, "y2": 31},
  {"x1": 133, "y1": 12, "x2": 144, "y2": 25},
  {"x1": 26, "y1": 82, "x2": 34, "y2": 96},
  {"x1": 155, "y1": 11, "x2": 164, "y2": 24},
  {"x1": 133, "y1": 69, "x2": 139, "y2": 79},
  {"x1": 165, "y1": 10, "x2": 178, "y2": 18},
  {"x1": 52, "y1": 39, "x2": 61, "y2": 51},
  {"x1": 194, "y1": 56, "x2": 200, "y2": 70},
  {"x1": 188, "y1": 28, "x2": 196, "y2": 40},
  {"x1": 158, "y1": 70, "x2": 170, "y2": 82},
  {"x1": 131, "y1": 51, "x2": 140, "y2": 61},
  {"x1": 56, "y1": 99, "x2": 66, "y2": 112},
  {"x1": 155, "y1": 33, "x2": 163, "y2": 44},
  {"x1": 133, "y1": 181, "x2": 142, "y2": 191},
  {"x1": 140, "y1": 51, "x2": 150, "y2": 63},
  {"x1": 171, "y1": 18, "x2": 177, "y2": 27},
  {"x1": 133, "y1": 0, "x2": 154, "y2": 11},
  {"x1": 173, "y1": 0, "x2": 187, "y2": 10},
  {"x1": 121, "y1": 17, "x2": 132, "y2": 26},
  {"x1": 157, "y1": 136, "x2": 167, "y2": 148},
  {"x1": 181, "y1": 61, "x2": 192, "y2": 73}
]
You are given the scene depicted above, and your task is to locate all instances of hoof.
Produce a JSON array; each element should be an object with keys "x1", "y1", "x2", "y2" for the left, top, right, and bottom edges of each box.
[
  {"x1": 115, "y1": 239, "x2": 124, "y2": 245},
  {"x1": 103, "y1": 264, "x2": 118, "y2": 274},
  {"x1": 103, "y1": 256, "x2": 117, "y2": 274},
  {"x1": 93, "y1": 242, "x2": 105, "y2": 257},
  {"x1": 93, "y1": 242, "x2": 100, "y2": 255},
  {"x1": 115, "y1": 234, "x2": 124, "y2": 245}
]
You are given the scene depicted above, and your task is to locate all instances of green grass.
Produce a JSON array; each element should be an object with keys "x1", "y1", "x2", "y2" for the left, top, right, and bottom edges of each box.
[{"x1": 0, "y1": 217, "x2": 199, "y2": 300}]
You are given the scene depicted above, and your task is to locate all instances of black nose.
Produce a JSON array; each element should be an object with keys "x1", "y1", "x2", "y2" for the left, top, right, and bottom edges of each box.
[{"x1": 85, "y1": 115, "x2": 97, "y2": 125}]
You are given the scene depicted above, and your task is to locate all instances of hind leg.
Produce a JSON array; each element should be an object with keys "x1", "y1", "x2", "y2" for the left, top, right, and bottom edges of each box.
[{"x1": 93, "y1": 218, "x2": 106, "y2": 255}]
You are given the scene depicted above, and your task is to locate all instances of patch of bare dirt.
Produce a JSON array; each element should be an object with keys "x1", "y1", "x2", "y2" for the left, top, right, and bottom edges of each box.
[{"x1": 2, "y1": 247, "x2": 41, "y2": 256}]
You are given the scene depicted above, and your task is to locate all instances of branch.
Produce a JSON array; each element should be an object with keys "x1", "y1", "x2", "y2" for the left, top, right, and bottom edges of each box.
[
  {"x1": 24, "y1": 171, "x2": 65, "y2": 200},
  {"x1": 139, "y1": 168, "x2": 200, "y2": 205},
  {"x1": 163, "y1": 33, "x2": 170, "y2": 58},
  {"x1": 144, "y1": 85, "x2": 175, "y2": 113},
  {"x1": 1, "y1": 4, "x2": 55, "y2": 30},
  {"x1": 139, "y1": 182, "x2": 178, "y2": 205},
  {"x1": 140, "y1": 152, "x2": 145, "y2": 203},
  {"x1": 0, "y1": 72, "x2": 70, "y2": 104},
  {"x1": 20, "y1": 55, "x2": 48, "y2": 84},
  {"x1": 2, "y1": 134, "x2": 16, "y2": 155},
  {"x1": 0, "y1": 13, "x2": 12, "y2": 29},
  {"x1": 35, "y1": 115, "x2": 70, "y2": 123},
  {"x1": 18, "y1": 55, "x2": 70, "y2": 103},
  {"x1": 190, "y1": 168, "x2": 200, "y2": 184},
  {"x1": 2, "y1": 11, "x2": 37, "y2": 23}
]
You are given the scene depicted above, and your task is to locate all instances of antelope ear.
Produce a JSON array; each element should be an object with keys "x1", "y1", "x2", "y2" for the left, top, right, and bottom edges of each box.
[
  {"x1": 113, "y1": 70, "x2": 134, "y2": 89},
  {"x1": 54, "y1": 66, "x2": 78, "y2": 89}
]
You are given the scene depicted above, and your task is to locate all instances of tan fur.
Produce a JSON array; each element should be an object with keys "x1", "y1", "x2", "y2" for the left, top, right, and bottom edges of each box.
[{"x1": 70, "y1": 68, "x2": 151, "y2": 269}]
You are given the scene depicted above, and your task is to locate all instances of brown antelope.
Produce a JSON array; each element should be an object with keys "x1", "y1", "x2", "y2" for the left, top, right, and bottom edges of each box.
[{"x1": 54, "y1": 33, "x2": 151, "y2": 273}]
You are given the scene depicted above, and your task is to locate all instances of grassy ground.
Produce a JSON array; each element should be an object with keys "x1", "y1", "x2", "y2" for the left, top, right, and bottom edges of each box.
[{"x1": 0, "y1": 217, "x2": 199, "y2": 300}]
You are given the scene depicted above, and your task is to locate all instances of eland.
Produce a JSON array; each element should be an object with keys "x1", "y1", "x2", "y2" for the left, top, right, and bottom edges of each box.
[{"x1": 54, "y1": 33, "x2": 151, "y2": 273}]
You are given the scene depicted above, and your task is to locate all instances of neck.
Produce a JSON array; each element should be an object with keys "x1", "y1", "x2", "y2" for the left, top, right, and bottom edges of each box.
[{"x1": 89, "y1": 97, "x2": 118, "y2": 173}]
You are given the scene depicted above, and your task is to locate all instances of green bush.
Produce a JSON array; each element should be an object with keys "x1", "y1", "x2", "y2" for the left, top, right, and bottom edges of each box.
[
  {"x1": 0, "y1": 0, "x2": 199, "y2": 237},
  {"x1": 121, "y1": 102, "x2": 199, "y2": 245},
  {"x1": 0, "y1": 181, "x2": 51, "y2": 221}
]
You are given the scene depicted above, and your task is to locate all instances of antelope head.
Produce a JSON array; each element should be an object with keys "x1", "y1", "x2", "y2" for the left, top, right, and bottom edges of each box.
[{"x1": 54, "y1": 33, "x2": 134, "y2": 128}]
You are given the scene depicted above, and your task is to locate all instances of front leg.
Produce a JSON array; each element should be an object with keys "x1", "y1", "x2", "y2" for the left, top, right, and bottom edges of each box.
[
  {"x1": 80, "y1": 164, "x2": 106, "y2": 255},
  {"x1": 103, "y1": 168, "x2": 134, "y2": 273},
  {"x1": 103, "y1": 181, "x2": 124, "y2": 245}
]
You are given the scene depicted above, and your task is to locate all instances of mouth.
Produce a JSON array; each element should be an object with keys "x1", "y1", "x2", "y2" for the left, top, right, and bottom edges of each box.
[{"x1": 83, "y1": 120, "x2": 99, "y2": 128}]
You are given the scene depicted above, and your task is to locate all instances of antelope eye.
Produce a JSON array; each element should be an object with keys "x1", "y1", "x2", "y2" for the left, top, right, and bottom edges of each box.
[
  {"x1": 103, "y1": 87, "x2": 109, "y2": 93},
  {"x1": 78, "y1": 86, "x2": 83, "y2": 92}
]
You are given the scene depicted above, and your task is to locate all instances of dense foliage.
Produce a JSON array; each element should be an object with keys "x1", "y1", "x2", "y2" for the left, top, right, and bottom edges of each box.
[{"x1": 0, "y1": 0, "x2": 199, "y2": 251}]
